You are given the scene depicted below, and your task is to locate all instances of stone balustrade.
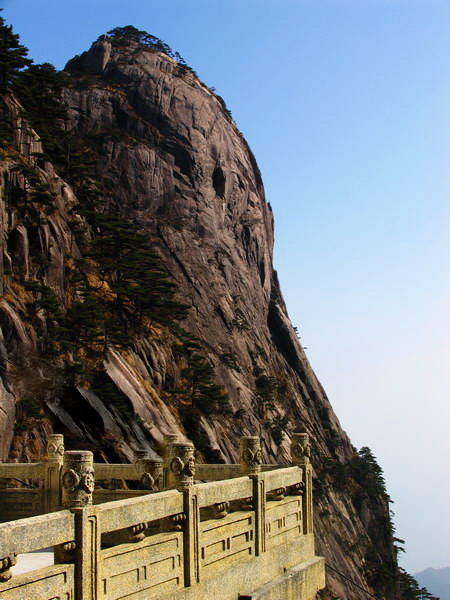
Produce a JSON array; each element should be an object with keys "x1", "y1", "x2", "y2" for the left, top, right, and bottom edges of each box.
[{"x1": 0, "y1": 433, "x2": 325, "y2": 600}]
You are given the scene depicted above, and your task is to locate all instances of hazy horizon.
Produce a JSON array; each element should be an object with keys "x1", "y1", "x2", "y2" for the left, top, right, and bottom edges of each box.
[{"x1": 2, "y1": 0, "x2": 449, "y2": 573}]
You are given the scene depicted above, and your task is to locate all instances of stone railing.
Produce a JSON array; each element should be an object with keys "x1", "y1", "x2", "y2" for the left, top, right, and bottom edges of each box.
[
  {"x1": 0, "y1": 433, "x2": 325, "y2": 600},
  {"x1": 0, "y1": 434, "x2": 164, "y2": 521}
]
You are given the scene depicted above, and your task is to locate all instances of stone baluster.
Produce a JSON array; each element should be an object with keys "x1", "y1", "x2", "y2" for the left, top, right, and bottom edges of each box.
[
  {"x1": 162, "y1": 433, "x2": 179, "y2": 488},
  {"x1": 166, "y1": 442, "x2": 195, "y2": 491},
  {"x1": 55, "y1": 450, "x2": 96, "y2": 567},
  {"x1": 44, "y1": 433, "x2": 64, "y2": 513},
  {"x1": 240, "y1": 436, "x2": 266, "y2": 556},
  {"x1": 291, "y1": 433, "x2": 313, "y2": 534},
  {"x1": 61, "y1": 451, "x2": 95, "y2": 509},
  {"x1": 60, "y1": 450, "x2": 100, "y2": 600},
  {"x1": 134, "y1": 449, "x2": 163, "y2": 491},
  {"x1": 239, "y1": 436, "x2": 263, "y2": 476},
  {"x1": 165, "y1": 441, "x2": 199, "y2": 586}
]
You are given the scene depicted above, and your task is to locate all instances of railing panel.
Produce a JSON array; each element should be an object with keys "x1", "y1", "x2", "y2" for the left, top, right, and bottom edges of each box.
[
  {"x1": 94, "y1": 464, "x2": 138, "y2": 481},
  {"x1": 0, "y1": 510, "x2": 75, "y2": 556},
  {"x1": 265, "y1": 496, "x2": 303, "y2": 549},
  {"x1": 0, "y1": 463, "x2": 45, "y2": 480},
  {"x1": 0, "y1": 563, "x2": 75, "y2": 600},
  {"x1": 263, "y1": 466, "x2": 302, "y2": 493},
  {"x1": 195, "y1": 477, "x2": 253, "y2": 508},
  {"x1": 101, "y1": 531, "x2": 183, "y2": 600},
  {"x1": 0, "y1": 489, "x2": 44, "y2": 522},
  {"x1": 200, "y1": 511, "x2": 255, "y2": 575},
  {"x1": 93, "y1": 489, "x2": 149, "y2": 505},
  {"x1": 195, "y1": 464, "x2": 242, "y2": 481},
  {"x1": 97, "y1": 490, "x2": 183, "y2": 534}
]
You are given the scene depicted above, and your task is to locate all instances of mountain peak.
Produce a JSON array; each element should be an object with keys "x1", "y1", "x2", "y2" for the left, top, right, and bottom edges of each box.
[{"x1": 65, "y1": 26, "x2": 188, "y2": 76}]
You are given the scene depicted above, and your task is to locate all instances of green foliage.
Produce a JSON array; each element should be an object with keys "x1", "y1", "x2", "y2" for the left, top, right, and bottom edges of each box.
[
  {"x1": 16, "y1": 396, "x2": 42, "y2": 420},
  {"x1": 350, "y1": 446, "x2": 390, "y2": 501},
  {"x1": 398, "y1": 568, "x2": 439, "y2": 600},
  {"x1": 270, "y1": 283, "x2": 282, "y2": 304},
  {"x1": 14, "y1": 62, "x2": 68, "y2": 160},
  {"x1": 252, "y1": 372, "x2": 290, "y2": 443},
  {"x1": 321, "y1": 457, "x2": 349, "y2": 492},
  {"x1": 87, "y1": 212, "x2": 188, "y2": 331},
  {"x1": 219, "y1": 351, "x2": 241, "y2": 372},
  {"x1": 91, "y1": 371, "x2": 134, "y2": 420},
  {"x1": 181, "y1": 352, "x2": 229, "y2": 414},
  {"x1": 0, "y1": 97, "x2": 13, "y2": 145},
  {"x1": 58, "y1": 296, "x2": 108, "y2": 353},
  {"x1": 0, "y1": 11, "x2": 32, "y2": 93},
  {"x1": 105, "y1": 25, "x2": 185, "y2": 63},
  {"x1": 230, "y1": 308, "x2": 249, "y2": 331}
]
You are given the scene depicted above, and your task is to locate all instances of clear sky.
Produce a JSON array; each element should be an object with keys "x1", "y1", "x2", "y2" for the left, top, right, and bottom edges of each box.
[{"x1": 2, "y1": 0, "x2": 448, "y2": 574}]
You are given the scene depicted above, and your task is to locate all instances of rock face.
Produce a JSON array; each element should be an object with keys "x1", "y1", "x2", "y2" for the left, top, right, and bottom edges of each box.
[{"x1": 0, "y1": 35, "x2": 399, "y2": 599}]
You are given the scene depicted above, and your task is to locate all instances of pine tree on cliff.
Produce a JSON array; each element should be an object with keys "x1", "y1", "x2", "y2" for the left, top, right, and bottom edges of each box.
[
  {"x1": 0, "y1": 11, "x2": 31, "y2": 93},
  {"x1": 0, "y1": 12, "x2": 31, "y2": 144},
  {"x1": 88, "y1": 212, "x2": 189, "y2": 330},
  {"x1": 14, "y1": 63, "x2": 68, "y2": 159}
]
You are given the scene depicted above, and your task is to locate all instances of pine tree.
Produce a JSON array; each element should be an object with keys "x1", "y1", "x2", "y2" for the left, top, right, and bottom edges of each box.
[
  {"x1": 181, "y1": 352, "x2": 229, "y2": 414},
  {"x1": 0, "y1": 11, "x2": 31, "y2": 93},
  {"x1": 14, "y1": 62, "x2": 68, "y2": 159},
  {"x1": 87, "y1": 211, "x2": 188, "y2": 332}
]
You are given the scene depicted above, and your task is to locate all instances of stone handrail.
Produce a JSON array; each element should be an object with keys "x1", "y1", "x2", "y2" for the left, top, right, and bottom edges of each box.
[
  {"x1": 0, "y1": 510, "x2": 75, "y2": 557},
  {"x1": 0, "y1": 432, "x2": 324, "y2": 599},
  {"x1": 0, "y1": 462, "x2": 46, "y2": 479}
]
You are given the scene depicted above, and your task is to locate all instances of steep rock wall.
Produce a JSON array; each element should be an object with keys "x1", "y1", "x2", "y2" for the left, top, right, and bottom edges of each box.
[{"x1": 0, "y1": 37, "x2": 398, "y2": 599}]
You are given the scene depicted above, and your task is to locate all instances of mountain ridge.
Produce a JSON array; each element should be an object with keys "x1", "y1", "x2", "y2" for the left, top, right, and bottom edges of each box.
[{"x1": 414, "y1": 567, "x2": 450, "y2": 600}]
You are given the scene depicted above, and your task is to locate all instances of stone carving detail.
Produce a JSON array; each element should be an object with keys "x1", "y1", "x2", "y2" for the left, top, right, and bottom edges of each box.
[
  {"x1": 61, "y1": 450, "x2": 95, "y2": 508},
  {"x1": 201, "y1": 501, "x2": 230, "y2": 520},
  {"x1": 291, "y1": 433, "x2": 311, "y2": 465},
  {"x1": 129, "y1": 522, "x2": 148, "y2": 542},
  {"x1": 135, "y1": 452, "x2": 163, "y2": 491},
  {"x1": 0, "y1": 553, "x2": 17, "y2": 582},
  {"x1": 54, "y1": 541, "x2": 76, "y2": 564},
  {"x1": 170, "y1": 455, "x2": 195, "y2": 477},
  {"x1": 239, "y1": 436, "x2": 263, "y2": 475},
  {"x1": 267, "y1": 487, "x2": 286, "y2": 501},
  {"x1": 290, "y1": 481, "x2": 305, "y2": 496},
  {"x1": 166, "y1": 442, "x2": 195, "y2": 490},
  {"x1": 46, "y1": 434, "x2": 65, "y2": 461},
  {"x1": 231, "y1": 496, "x2": 253, "y2": 512},
  {"x1": 164, "y1": 512, "x2": 186, "y2": 531}
]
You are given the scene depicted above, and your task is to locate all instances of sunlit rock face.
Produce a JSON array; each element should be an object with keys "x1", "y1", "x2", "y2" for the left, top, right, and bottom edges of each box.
[{"x1": 0, "y1": 36, "x2": 398, "y2": 598}]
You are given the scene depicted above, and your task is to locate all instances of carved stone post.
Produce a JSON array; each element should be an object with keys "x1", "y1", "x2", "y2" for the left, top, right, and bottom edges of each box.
[
  {"x1": 163, "y1": 433, "x2": 180, "y2": 457},
  {"x1": 60, "y1": 451, "x2": 100, "y2": 600},
  {"x1": 162, "y1": 433, "x2": 179, "y2": 488},
  {"x1": 44, "y1": 434, "x2": 64, "y2": 513},
  {"x1": 240, "y1": 436, "x2": 265, "y2": 556},
  {"x1": 165, "y1": 442, "x2": 199, "y2": 587},
  {"x1": 61, "y1": 451, "x2": 95, "y2": 508},
  {"x1": 57, "y1": 450, "x2": 96, "y2": 571},
  {"x1": 134, "y1": 449, "x2": 163, "y2": 491},
  {"x1": 239, "y1": 436, "x2": 263, "y2": 476},
  {"x1": 166, "y1": 442, "x2": 195, "y2": 491},
  {"x1": 291, "y1": 433, "x2": 313, "y2": 534}
]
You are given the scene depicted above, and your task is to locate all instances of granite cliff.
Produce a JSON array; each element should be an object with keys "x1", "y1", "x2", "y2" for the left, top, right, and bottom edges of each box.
[{"x1": 0, "y1": 27, "x2": 404, "y2": 599}]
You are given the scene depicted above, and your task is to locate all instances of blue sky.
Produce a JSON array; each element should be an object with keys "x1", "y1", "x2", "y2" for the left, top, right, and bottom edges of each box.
[{"x1": 2, "y1": 0, "x2": 449, "y2": 573}]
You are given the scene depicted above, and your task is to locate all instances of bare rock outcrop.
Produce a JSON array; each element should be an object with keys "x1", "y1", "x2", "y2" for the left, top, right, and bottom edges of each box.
[{"x1": 0, "y1": 36, "x2": 399, "y2": 599}]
